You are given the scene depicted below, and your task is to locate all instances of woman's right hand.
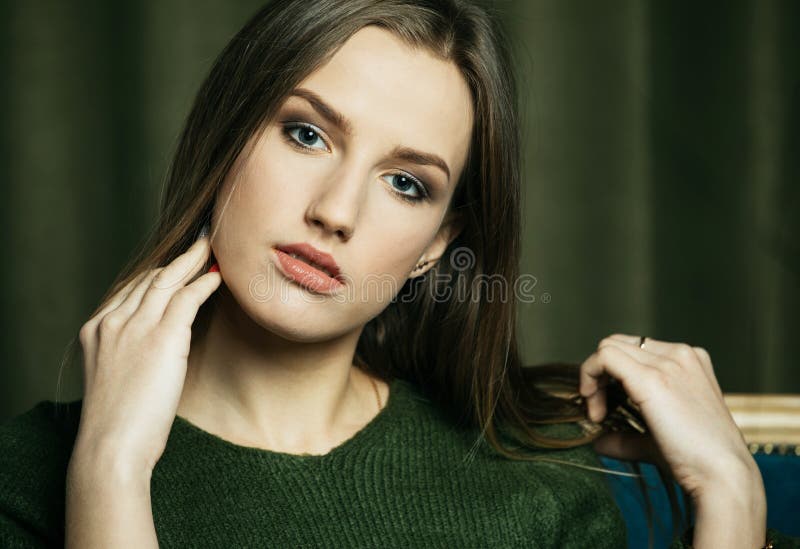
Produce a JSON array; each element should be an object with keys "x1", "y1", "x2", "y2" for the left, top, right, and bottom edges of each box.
[{"x1": 73, "y1": 233, "x2": 221, "y2": 474}]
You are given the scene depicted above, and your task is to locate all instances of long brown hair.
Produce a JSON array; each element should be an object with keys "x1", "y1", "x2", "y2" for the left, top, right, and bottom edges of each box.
[{"x1": 58, "y1": 0, "x2": 689, "y2": 545}]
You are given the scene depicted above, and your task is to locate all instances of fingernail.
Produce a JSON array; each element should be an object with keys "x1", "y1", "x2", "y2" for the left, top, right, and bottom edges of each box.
[
  {"x1": 197, "y1": 223, "x2": 210, "y2": 240},
  {"x1": 208, "y1": 262, "x2": 219, "y2": 273}
]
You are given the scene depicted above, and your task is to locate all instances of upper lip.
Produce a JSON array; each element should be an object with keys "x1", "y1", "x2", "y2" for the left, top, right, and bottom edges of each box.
[{"x1": 274, "y1": 242, "x2": 341, "y2": 278}]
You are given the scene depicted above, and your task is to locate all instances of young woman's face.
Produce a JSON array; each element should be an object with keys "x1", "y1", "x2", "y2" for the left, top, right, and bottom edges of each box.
[{"x1": 212, "y1": 25, "x2": 474, "y2": 341}]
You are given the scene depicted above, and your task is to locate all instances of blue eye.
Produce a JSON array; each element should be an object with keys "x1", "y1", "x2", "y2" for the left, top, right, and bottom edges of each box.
[
  {"x1": 283, "y1": 122, "x2": 329, "y2": 151},
  {"x1": 380, "y1": 173, "x2": 428, "y2": 204},
  {"x1": 281, "y1": 121, "x2": 431, "y2": 205}
]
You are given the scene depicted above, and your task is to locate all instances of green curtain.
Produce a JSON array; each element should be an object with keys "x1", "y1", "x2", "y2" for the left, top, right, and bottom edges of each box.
[
  {"x1": 1, "y1": 1, "x2": 797, "y2": 420},
  {"x1": 506, "y1": 0, "x2": 799, "y2": 394}
]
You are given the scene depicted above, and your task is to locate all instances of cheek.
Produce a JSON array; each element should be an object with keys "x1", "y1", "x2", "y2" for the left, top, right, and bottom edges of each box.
[
  {"x1": 343, "y1": 226, "x2": 432, "y2": 319},
  {"x1": 215, "y1": 147, "x2": 304, "y2": 236},
  {"x1": 210, "y1": 172, "x2": 293, "y2": 294},
  {"x1": 355, "y1": 220, "x2": 435, "y2": 282}
]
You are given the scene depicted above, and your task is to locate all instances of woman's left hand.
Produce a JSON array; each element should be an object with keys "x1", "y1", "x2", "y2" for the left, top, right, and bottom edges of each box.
[{"x1": 579, "y1": 333, "x2": 758, "y2": 501}]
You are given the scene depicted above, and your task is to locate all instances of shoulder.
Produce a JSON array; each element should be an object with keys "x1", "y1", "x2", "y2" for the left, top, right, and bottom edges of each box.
[
  {"x1": 0, "y1": 398, "x2": 82, "y2": 464},
  {"x1": 492, "y1": 422, "x2": 627, "y2": 546},
  {"x1": 458, "y1": 411, "x2": 627, "y2": 547},
  {"x1": 394, "y1": 381, "x2": 626, "y2": 546},
  {"x1": 0, "y1": 399, "x2": 82, "y2": 548}
]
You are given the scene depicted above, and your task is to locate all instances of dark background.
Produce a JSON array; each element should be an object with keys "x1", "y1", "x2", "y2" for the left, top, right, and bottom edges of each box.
[{"x1": 2, "y1": 1, "x2": 798, "y2": 420}]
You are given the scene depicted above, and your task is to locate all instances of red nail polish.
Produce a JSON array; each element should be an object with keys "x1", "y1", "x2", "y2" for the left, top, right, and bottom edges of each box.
[{"x1": 208, "y1": 262, "x2": 219, "y2": 273}]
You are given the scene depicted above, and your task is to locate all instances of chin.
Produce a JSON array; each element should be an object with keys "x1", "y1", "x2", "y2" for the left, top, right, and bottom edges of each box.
[{"x1": 225, "y1": 280, "x2": 364, "y2": 343}]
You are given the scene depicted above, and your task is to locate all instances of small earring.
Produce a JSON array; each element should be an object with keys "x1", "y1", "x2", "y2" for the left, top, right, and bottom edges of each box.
[{"x1": 414, "y1": 258, "x2": 431, "y2": 271}]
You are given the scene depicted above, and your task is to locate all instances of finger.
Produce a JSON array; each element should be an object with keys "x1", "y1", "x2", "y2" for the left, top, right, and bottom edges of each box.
[
  {"x1": 160, "y1": 271, "x2": 222, "y2": 329},
  {"x1": 587, "y1": 339, "x2": 670, "y2": 406},
  {"x1": 152, "y1": 235, "x2": 212, "y2": 290},
  {"x1": 606, "y1": 334, "x2": 722, "y2": 399},
  {"x1": 136, "y1": 236, "x2": 213, "y2": 320},
  {"x1": 89, "y1": 270, "x2": 151, "y2": 323},
  {"x1": 598, "y1": 339, "x2": 676, "y2": 372},
  {"x1": 581, "y1": 345, "x2": 654, "y2": 422},
  {"x1": 692, "y1": 345, "x2": 724, "y2": 399},
  {"x1": 584, "y1": 339, "x2": 665, "y2": 421},
  {"x1": 111, "y1": 268, "x2": 164, "y2": 322},
  {"x1": 579, "y1": 370, "x2": 610, "y2": 423},
  {"x1": 79, "y1": 270, "x2": 151, "y2": 363},
  {"x1": 606, "y1": 333, "x2": 691, "y2": 362},
  {"x1": 589, "y1": 385, "x2": 607, "y2": 423}
]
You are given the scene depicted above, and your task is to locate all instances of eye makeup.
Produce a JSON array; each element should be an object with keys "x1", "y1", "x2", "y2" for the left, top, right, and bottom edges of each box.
[{"x1": 279, "y1": 118, "x2": 433, "y2": 205}]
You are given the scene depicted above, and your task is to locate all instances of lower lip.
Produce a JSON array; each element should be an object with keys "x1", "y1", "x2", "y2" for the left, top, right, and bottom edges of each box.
[{"x1": 272, "y1": 248, "x2": 345, "y2": 295}]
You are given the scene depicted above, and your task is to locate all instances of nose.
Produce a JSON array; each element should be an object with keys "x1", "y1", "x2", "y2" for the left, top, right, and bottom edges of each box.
[{"x1": 305, "y1": 164, "x2": 364, "y2": 242}]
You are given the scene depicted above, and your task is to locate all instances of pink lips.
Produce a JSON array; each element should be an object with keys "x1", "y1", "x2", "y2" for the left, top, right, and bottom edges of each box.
[{"x1": 273, "y1": 242, "x2": 344, "y2": 295}]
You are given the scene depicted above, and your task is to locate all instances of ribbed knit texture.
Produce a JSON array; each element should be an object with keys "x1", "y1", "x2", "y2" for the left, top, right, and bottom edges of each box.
[{"x1": 1, "y1": 377, "x2": 796, "y2": 548}]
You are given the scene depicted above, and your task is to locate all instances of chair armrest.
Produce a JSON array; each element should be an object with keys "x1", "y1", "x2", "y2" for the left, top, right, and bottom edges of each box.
[{"x1": 723, "y1": 393, "x2": 800, "y2": 455}]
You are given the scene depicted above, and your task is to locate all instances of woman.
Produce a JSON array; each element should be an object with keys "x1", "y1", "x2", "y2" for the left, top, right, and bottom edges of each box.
[{"x1": 0, "y1": 0, "x2": 794, "y2": 547}]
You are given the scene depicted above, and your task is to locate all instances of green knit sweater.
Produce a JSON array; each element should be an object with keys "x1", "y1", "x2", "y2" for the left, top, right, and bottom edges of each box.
[{"x1": 0, "y1": 377, "x2": 795, "y2": 548}]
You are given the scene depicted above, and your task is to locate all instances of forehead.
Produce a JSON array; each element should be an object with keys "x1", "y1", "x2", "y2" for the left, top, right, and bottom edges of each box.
[{"x1": 288, "y1": 25, "x2": 474, "y2": 180}]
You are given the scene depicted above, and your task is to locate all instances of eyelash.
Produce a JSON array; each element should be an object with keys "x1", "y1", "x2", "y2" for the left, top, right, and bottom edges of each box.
[{"x1": 280, "y1": 121, "x2": 431, "y2": 205}]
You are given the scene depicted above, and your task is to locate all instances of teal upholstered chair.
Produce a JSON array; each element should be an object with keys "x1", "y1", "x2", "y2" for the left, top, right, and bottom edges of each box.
[{"x1": 599, "y1": 394, "x2": 800, "y2": 549}]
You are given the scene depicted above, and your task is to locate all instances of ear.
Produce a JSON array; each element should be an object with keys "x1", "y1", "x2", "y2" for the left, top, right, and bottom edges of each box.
[{"x1": 411, "y1": 209, "x2": 465, "y2": 278}]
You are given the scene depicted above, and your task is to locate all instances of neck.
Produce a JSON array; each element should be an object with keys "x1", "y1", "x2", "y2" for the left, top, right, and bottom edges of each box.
[{"x1": 177, "y1": 285, "x2": 383, "y2": 455}]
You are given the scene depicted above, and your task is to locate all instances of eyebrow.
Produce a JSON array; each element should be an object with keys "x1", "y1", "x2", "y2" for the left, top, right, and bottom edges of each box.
[{"x1": 287, "y1": 87, "x2": 451, "y2": 182}]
